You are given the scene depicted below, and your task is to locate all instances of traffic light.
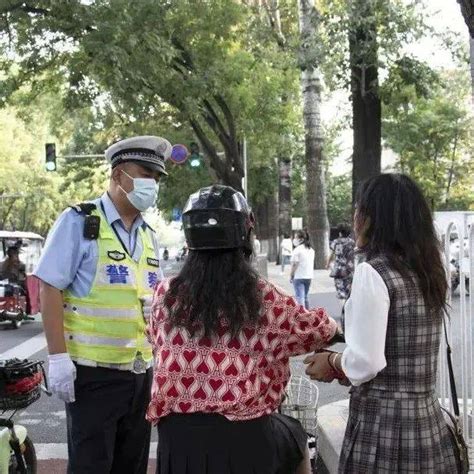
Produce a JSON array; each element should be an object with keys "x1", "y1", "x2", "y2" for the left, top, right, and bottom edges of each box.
[
  {"x1": 45, "y1": 143, "x2": 57, "y2": 171},
  {"x1": 189, "y1": 141, "x2": 201, "y2": 167}
]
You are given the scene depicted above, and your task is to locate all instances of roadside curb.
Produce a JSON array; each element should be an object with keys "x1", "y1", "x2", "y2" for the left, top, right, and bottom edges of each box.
[{"x1": 317, "y1": 399, "x2": 349, "y2": 473}]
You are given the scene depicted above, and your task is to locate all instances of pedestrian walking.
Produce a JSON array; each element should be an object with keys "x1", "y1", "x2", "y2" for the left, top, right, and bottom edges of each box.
[
  {"x1": 304, "y1": 174, "x2": 462, "y2": 473},
  {"x1": 34, "y1": 136, "x2": 170, "y2": 473},
  {"x1": 327, "y1": 225, "x2": 355, "y2": 301},
  {"x1": 280, "y1": 232, "x2": 292, "y2": 274},
  {"x1": 146, "y1": 185, "x2": 340, "y2": 474},
  {"x1": 290, "y1": 230, "x2": 315, "y2": 309}
]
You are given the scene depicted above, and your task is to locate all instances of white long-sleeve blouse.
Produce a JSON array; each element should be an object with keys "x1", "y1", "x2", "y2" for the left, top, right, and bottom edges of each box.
[{"x1": 341, "y1": 262, "x2": 391, "y2": 386}]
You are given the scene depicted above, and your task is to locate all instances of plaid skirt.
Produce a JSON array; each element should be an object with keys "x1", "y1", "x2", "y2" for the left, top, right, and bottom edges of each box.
[{"x1": 339, "y1": 388, "x2": 460, "y2": 473}]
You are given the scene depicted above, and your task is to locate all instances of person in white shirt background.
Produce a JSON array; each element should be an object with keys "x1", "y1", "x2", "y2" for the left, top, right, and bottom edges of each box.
[
  {"x1": 280, "y1": 232, "x2": 293, "y2": 274},
  {"x1": 290, "y1": 229, "x2": 315, "y2": 309},
  {"x1": 253, "y1": 235, "x2": 261, "y2": 255},
  {"x1": 303, "y1": 173, "x2": 460, "y2": 473}
]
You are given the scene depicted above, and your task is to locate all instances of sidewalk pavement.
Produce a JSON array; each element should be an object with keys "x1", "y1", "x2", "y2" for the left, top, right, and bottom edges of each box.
[{"x1": 267, "y1": 261, "x2": 348, "y2": 474}]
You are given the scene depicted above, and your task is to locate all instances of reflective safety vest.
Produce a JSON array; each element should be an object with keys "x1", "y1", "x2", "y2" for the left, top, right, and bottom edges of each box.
[{"x1": 63, "y1": 209, "x2": 160, "y2": 364}]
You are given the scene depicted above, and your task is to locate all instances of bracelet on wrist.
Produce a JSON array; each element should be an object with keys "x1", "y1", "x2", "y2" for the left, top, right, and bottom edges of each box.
[
  {"x1": 328, "y1": 352, "x2": 344, "y2": 378},
  {"x1": 327, "y1": 352, "x2": 338, "y2": 371}
]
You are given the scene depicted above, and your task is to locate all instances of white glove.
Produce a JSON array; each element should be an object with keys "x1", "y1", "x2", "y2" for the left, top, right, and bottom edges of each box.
[
  {"x1": 48, "y1": 353, "x2": 77, "y2": 403},
  {"x1": 140, "y1": 295, "x2": 153, "y2": 323}
]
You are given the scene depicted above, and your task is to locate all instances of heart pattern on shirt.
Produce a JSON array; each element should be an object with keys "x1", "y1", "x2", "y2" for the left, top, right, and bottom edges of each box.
[
  {"x1": 209, "y1": 378, "x2": 224, "y2": 391},
  {"x1": 193, "y1": 387, "x2": 207, "y2": 400},
  {"x1": 197, "y1": 360, "x2": 210, "y2": 374},
  {"x1": 211, "y1": 352, "x2": 226, "y2": 366},
  {"x1": 146, "y1": 278, "x2": 336, "y2": 425},
  {"x1": 181, "y1": 376, "x2": 195, "y2": 389},
  {"x1": 183, "y1": 350, "x2": 197, "y2": 364}
]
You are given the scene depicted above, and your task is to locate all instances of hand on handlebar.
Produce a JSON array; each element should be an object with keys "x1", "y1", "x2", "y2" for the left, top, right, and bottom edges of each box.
[{"x1": 48, "y1": 353, "x2": 76, "y2": 403}]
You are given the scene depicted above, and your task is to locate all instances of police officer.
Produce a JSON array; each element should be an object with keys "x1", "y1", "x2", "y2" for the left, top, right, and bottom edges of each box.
[{"x1": 34, "y1": 136, "x2": 171, "y2": 473}]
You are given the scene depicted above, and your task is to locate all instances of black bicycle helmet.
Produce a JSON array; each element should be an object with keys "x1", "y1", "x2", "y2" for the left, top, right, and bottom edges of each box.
[{"x1": 182, "y1": 185, "x2": 255, "y2": 251}]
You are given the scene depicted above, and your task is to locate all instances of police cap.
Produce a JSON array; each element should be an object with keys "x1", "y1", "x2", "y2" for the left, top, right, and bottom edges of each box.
[{"x1": 105, "y1": 136, "x2": 172, "y2": 176}]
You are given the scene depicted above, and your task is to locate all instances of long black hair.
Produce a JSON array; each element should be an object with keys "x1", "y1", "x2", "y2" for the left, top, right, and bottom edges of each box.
[
  {"x1": 164, "y1": 248, "x2": 262, "y2": 338},
  {"x1": 295, "y1": 229, "x2": 312, "y2": 249},
  {"x1": 355, "y1": 173, "x2": 447, "y2": 315}
]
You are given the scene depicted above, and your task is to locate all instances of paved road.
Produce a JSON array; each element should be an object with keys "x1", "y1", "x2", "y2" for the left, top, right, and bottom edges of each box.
[{"x1": 0, "y1": 261, "x2": 466, "y2": 472}]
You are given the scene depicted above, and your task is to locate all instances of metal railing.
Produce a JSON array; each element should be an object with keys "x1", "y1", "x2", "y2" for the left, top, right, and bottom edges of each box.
[{"x1": 435, "y1": 212, "x2": 474, "y2": 461}]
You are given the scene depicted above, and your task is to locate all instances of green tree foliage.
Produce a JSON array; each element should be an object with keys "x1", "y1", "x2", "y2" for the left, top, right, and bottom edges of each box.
[
  {"x1": 382, "y1": 60, "x2": 473, "y2": 210},
  {"x1": 318, "y1": 0, "x2": 425, "y2": 91},
  {"x1": 0, "y1": 0, "x2": 301, "y2": 200},
  {"x1": 0, "y1": 106, "x2": 68, "y2": 235},
  {"x1": 159, "y1": 161, "x2": 213, "y2": 221},
  {"x1": 326, "y1": 173, "x2": 352, "y2": 226}
]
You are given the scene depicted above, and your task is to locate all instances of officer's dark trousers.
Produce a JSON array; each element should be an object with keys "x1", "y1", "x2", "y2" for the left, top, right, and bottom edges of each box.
[{"x1": 66, "y1": 365, "x2": 153, "y2": 474}]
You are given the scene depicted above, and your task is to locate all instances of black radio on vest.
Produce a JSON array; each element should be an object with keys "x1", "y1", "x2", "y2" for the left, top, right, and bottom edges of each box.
[{"x1": 70, "y1": 203, "x2": 101, "y2": 240}]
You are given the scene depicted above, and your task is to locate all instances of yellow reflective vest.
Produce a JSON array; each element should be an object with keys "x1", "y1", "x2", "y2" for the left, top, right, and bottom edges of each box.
[{"x1": 63, "y1": 209, "x2": 159, "y2": 364}]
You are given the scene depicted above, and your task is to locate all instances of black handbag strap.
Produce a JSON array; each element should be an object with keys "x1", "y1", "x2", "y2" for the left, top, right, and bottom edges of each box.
[{"x1": 442, "y1": 316, "x2": 460, "y2": 417}]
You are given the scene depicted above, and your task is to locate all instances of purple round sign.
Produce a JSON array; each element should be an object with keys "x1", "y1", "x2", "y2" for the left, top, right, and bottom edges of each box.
[{"x1": 170, "y1": 144, "x2": 189, "y2": 164}]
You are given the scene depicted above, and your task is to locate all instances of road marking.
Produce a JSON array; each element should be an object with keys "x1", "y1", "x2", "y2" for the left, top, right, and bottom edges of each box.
[
  {"x1": 35, "y1": 442, "x2": 158, "y2": 460},
  {"x1": 0, "y1": 331, "x2": 47, "y2": 360}
]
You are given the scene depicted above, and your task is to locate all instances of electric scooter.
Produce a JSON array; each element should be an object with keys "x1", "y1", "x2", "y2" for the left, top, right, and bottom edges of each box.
[{"x1": 0, "y1": 359, "x2": 50, "y2": 474}]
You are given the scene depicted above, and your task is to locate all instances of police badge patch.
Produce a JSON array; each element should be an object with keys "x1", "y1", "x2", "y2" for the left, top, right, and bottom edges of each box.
[
  {"x1": 147, "y1": 258, "x2": 160, "y2": 267},
  {"x1": 108, "y1": 250, "x2": 126, "y2": 261}
]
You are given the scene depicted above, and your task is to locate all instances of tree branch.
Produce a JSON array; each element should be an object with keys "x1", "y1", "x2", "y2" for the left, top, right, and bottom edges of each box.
[
  {"x1": 213, "y1": 94, "x2": 243, "y2": 174},
  {"x1": 1, "y1": 2, "x2": 49, "y2": 15},
  {"x1": 189, "y1": 118, "x2": 227, "y2": 179},
  {"x1": 201, "y1": 99, "x2": 231, "y2": 148},
  {"x1": 445, "y1": 126, "x2": 459, "y2": 206},
  {"x1": 262, "y1": 0, "x2": 286, "y2": 48},
  {"x1": 171, "y1": 37, "x2": 195, "y2": 72}
]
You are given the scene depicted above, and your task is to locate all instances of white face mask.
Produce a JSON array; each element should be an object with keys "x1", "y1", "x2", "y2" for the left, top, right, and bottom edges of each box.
[
  {"x1": 293, "y1": 238, "x2": 302, "y2": 247},
  {"x1": 120, "y1": 170, "x2": 158, "y2": 212}
]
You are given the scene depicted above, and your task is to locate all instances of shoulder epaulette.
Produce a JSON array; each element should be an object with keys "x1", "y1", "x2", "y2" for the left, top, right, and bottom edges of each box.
[
  {"x1": 69, "y1": 203, "x2": 97, "y2": 215},
  {"x1": 143, "y1": 221, "x2": 156, "y2": 233}
]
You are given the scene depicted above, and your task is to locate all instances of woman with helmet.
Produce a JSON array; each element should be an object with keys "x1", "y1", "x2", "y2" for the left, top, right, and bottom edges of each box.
[{"x1": 146, "y1": 185, "x2": 340, "y2": 474}]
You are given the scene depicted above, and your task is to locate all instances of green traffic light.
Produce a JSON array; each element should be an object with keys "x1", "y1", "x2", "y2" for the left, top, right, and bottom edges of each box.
[
  {"x1": 45, "y1": 143, "x2": 57, "y2": 171},
  {"x1": 189, "y1": 152, "x2": 200, "y2": 167}
]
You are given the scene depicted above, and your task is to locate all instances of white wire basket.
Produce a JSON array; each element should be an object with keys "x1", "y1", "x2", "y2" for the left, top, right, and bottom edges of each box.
[{"x1": 280, "y1": 374, "x2": 320, "y2": 468}]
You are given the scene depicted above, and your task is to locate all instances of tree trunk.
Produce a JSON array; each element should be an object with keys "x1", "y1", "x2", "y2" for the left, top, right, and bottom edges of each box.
[
  {"x1": 254, "y1": 191, "x2": 279, "y2": 262},
  {"x1": 278, "y1": 155, "x2": 292, "y2": 255},
  {"x1": 263, "y1": 0, "x2": 292, "y2": 263},
  {"x1": 267, "y1": 189, "x2": 279, "y2": 261},
  {"x1": 470, "y1": 38, "x2": 474, "y2": 109},
  {"x1": 349, "y1": 0, "x2": 381, "y2": 204},
  {"x1": 298, "y1": 0, "x2": 329, "y2": 269}
]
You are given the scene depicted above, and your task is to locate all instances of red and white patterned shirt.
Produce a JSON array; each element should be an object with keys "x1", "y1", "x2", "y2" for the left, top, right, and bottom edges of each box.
[{"x1": 146, "y1": 279, "x2": 337, "y2": 424}]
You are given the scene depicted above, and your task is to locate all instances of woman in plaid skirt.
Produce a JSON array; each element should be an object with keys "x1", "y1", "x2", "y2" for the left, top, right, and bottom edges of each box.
[{"x1": 305, "y1": 174, "x2": 461, "y2": 473}]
